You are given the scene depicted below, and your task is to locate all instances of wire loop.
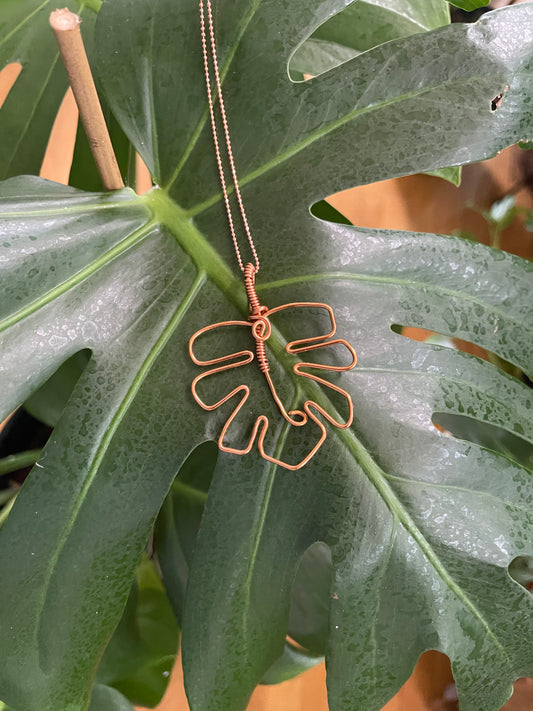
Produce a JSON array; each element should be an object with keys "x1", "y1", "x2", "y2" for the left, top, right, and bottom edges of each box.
[
  {"x1": 189, "y1": 301, "x2": 357, "y2": 470},
  {"x1": 191, "y1": 2, "x2": 358, "y2": 469}
]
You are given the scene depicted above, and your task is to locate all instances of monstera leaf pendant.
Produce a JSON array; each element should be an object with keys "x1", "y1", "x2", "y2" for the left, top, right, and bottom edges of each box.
[{"x1": 189, "y1": 264, "x2": 357, "y2": 470}]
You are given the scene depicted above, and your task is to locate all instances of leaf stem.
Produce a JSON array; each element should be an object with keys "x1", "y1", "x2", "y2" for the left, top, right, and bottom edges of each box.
[
  {"x1": 0, "y1": 449, "x2": 41, "y2": 477},
  {"x1": 49, "y1": 9, "x2": 124, "y2": 191},
  {"x1": 0, "y1": 494, "x2": 17, "y2": 530},
  {"x1": 0, "y1": 489, "x2": 16, "y2": 506}
]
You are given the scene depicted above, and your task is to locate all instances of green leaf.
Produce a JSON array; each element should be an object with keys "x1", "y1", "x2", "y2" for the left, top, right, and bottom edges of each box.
[
  {"x1": 98, "y1": 1, "x2": 533, "y2": 206},
  {"x1": 95, "y1": 556, "x2": 179, "y2": 707},
  {"x1": 24, "y1": 350, "x2": 91, "y2": 427},
  {"x1": 0, "y1": 3, "x2": 532, "y2": 711},
  {"x1": 155, "y1": 446, "x2": 330, "y2": 687},
  {"x1": 425, "y1": 165, "x2": 462, "y2": 186},
  {"x1": 154, "y1": 442, "x2": 215, "y2": 623},
  {"x1": 294, "y1": 1, "x2": 456, "y2": 181},
  {"x1": 0, "y1": 180, "x2": 163, "y2": 711},
  {"x1": 447, "y1": 1, "x2": 489, "y2": 11},
  {"x1": 261, "y1": 642, "x2": 323, "y2": 685},
  {"x1": 155, "y1": 445, "x2": 332, "y2": 687},
  {"x1": 293, "y1": 0, "x2": 458, "y2": 183},
  {"x1": 87, "y1": 685, "x2": 135, "y2": 711},
  {"x1": 0, "y1": 0, "x2": 97, "y2": 179}
]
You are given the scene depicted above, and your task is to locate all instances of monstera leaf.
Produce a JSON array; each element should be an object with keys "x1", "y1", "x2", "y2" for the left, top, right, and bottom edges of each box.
[
  {"x1": 0, "y1": 0, "x2": 99, "y2": 179},
  {"x1": 291, "y1": 0, "x2": 450, "y2": 77},
  {"x1": 291, "y1": 0, "x2": 461, "y2": 188},
  {"x1": 0, "y1": 2, "x2": 532, "y2": 711},
  {"x1": 95, "y1": 556, "x2": 178, "y2": 707}
]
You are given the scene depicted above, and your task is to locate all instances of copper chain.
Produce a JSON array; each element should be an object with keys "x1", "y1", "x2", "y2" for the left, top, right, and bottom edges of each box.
[
  {"x1": 193, "y1": 0, "x2": 357, "y2": 470},
  {"x1": 199, "y1": 0, "x2": 260, "y2": 273}
]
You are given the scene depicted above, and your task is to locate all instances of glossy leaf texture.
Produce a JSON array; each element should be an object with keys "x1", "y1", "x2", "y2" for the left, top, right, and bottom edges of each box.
[
  {"x1": 87, "y1": 685, "x2": 135, "y2": 711},
  {"x1": 289, "y1": 0, "x2": 460, "y2": 186},
  {"x1": 0, "y1": 0, "x2": 97, "y2": 179},
  {"x1": 154, "y1": 442, "x2": 216, "y2": 625},
  {"x1": 290, "y1": 0, "x2": 450, "y2": 78},
  {"x1": 95, "y1": 556, "x2": 179, "y2": 707},
  {"x1": 0, "y1": 2, "x2": 532, "y2": 711},
  {"x1": 154, "y1": 445, "x2": 327, "y2": 685}
]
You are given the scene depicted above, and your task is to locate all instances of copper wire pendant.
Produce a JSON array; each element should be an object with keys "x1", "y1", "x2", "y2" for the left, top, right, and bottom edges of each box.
[
  {"x1": 189, "y1": 1, "x2": 357, "y2": 470},
  {"x1": 190, "y1": 265, "x2": 357, "y2": 470}
]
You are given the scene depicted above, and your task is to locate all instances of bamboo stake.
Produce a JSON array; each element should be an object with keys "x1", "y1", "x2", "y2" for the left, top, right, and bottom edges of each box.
[{"x1": 49, "y1": 8, "x2": 124, "y2": 190}]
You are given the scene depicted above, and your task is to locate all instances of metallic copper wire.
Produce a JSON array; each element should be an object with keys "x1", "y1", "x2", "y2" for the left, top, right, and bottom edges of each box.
[
  {"x1": 191, "y1": 0, "x2": 358, "y2": 470},
  {"x1": 244, "y1": 263, "x2": 264, "y2": 316},
  {"x1": 189, "y1": 283, "x2": 357, "y2": 470},
  {"x1": 244, "y1": 263, "x2": 270, "y2": 373},
  {"x1": 200, "y1": 0, "x2": 259, "y2": 273}
]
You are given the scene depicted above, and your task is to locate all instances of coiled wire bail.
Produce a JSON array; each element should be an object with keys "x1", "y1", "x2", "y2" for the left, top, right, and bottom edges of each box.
[{"x1": 244, "y1": 263, "x2": 271, "y2": 373}]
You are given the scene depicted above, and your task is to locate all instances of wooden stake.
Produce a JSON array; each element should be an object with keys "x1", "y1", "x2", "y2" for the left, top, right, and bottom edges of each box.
[{"x1": 50, "y1": 8, "x2": 124, "y2": 190}]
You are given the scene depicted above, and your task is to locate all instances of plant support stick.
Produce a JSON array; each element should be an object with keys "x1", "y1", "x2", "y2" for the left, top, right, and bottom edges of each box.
[{"x1": 50, "y1": 8, "x2": 124, "y2": 190}]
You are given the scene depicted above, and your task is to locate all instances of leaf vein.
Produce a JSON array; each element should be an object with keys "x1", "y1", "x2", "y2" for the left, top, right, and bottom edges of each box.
[
  {"x1": 35, "y1": 271, "x2": 206, "y2": 658},
  {"x1": 337, "y1": 425, "x2": 511, "y2": 661},
  {"x1": 0, "y1": 0, "x2": 51, "y2": 52},
  {"x1": 0, "y1": 197, "x2": 140, "y2": 218},
  {"x1": 164, "y1": 0, "x2": 264, "y2": 191},
  {"x1": 0, "y1": 219, "x2": 156, "y2": 334},
  {"x1": 260, "y1": 272, "x2": 529, "y2": 327},
  {"x1": 385, "y1": 474, "x2": 532, "y2": 516}
]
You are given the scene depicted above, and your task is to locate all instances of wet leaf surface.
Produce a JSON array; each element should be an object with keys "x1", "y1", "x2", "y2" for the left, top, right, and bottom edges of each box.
[{"x1": 0, "y1": 2, "x2": 532, "y2": 710}]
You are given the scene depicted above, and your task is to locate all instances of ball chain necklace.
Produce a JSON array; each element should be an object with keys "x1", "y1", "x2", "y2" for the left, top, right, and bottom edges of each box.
[{"x1": 189, "y1": 0, "x2": 357, "y2": 470}]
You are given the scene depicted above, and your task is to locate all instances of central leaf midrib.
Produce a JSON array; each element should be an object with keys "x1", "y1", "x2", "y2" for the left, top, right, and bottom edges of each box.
[
  {"x1": 337, "y1": 423, "x2": 509, "y2": 658},
  {"x1": 150, "y1": 190, "x2": 509, "y2": 657}
]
